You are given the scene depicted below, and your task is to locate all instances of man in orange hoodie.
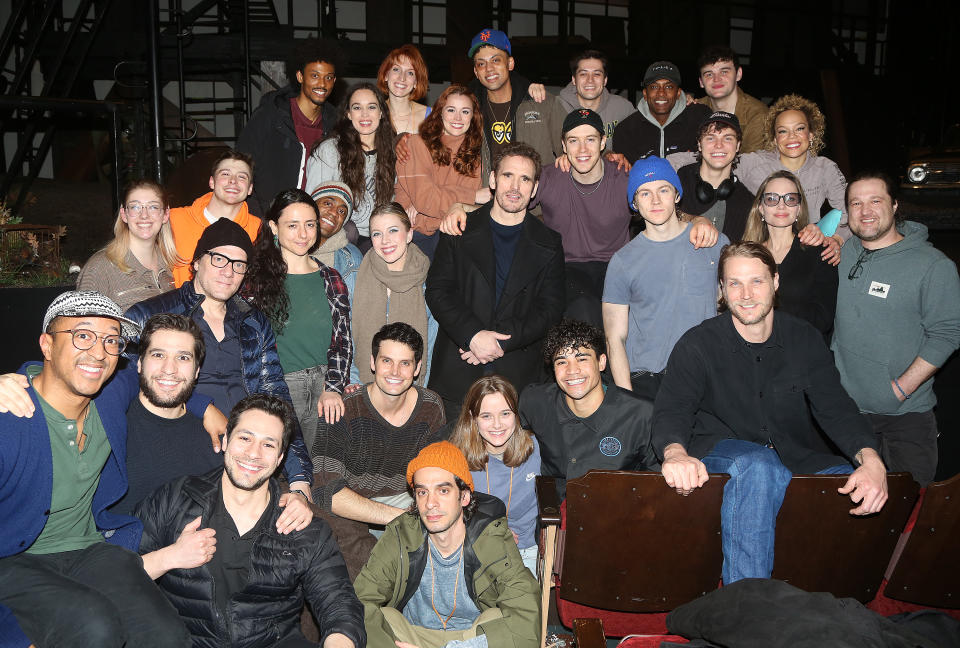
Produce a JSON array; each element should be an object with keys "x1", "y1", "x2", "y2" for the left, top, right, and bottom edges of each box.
[{"x1": 170, "y1": 149, "x2": 261, "y2": 286}]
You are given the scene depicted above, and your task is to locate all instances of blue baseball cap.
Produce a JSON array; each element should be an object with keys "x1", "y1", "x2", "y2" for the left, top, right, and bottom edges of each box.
[
  {"x1": 627, "y1": 156, "x2": 683, "y2": 209},
  {"x1": 468, "y1": 29, "x2": 511, "y2": 58}
]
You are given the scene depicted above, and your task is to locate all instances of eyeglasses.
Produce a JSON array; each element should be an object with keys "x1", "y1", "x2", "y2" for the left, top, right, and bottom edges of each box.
[
  {"x1": 205, "y1": 251, "x2": 248, "y2": 274},
  {"x1": 125, "y1": 202, "x2": 164, "y2": 216},
  {"x1": 761, "y1": 192, "x2": 802, "y2": 208},
  {"x1": 848, "y1": 248, "x2": 873, "y2": 280},
  {"x1": 50, "y1": 329, "x2": 127, "y2": 356}
]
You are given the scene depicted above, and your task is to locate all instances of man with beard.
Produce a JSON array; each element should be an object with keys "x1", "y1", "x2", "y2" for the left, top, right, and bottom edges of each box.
[
  {"x1": 110, "y1": 313, "x2": 221, "y2": 515},
  {"x1": 426, "y1": 142, "x2": 565, "y2": 419},
  {"x1": 354, "y1": 441, "x2": 540, "y2": 648},
  {"x1": 136, "y1": 394, "x2": 365, "y2": 648},
  {"x1": 652, "y1": 241, "x2": 888, "y2": 585},
  {"x1": 0, "y1": 291, "x2": 190, "y2": 648},
  {"x1": 126, "y1": 218, "x2": 315, "y2": 506},
  {"x1": 832, "y1": 172, "x2": 960, "y2": 486}
]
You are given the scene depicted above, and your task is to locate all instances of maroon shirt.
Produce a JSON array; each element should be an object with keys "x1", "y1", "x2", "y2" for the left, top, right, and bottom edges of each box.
[
  {"x1": 290, "y1": 97, "x2": 325, "y2": 187},
  {"x1": 532, "y1": 158, "x2": 631, "y2": 263}
]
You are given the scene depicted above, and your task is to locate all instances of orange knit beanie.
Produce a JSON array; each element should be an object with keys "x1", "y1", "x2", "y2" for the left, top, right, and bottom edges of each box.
[{"x1": 406, "y1": 441, "x2": 475, "y2": 490}]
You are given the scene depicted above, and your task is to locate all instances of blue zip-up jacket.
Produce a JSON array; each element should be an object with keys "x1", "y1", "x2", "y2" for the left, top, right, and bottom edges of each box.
[{"x1": 0, "y1": 361, "x2": 211, "y2": 647}]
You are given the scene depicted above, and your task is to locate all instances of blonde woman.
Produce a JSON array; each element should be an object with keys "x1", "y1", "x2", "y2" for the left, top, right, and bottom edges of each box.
[
  {"x1": 741, "y1": 170, "x2": 838, "y2": 337},
  {"x1": 77, "y1": 179, "x2": 177, "y2": 310}
]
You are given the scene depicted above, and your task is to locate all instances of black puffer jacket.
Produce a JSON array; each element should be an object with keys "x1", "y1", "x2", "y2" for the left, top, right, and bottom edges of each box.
[
  {"x1": 135, "y1": 468, "x2": 365, "y2": 648},
  {"x1": 237, "y1": 85, "x2": 339, "y2": 216}
]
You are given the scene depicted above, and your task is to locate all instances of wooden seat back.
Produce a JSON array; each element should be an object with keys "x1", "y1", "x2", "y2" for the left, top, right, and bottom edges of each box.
[
  {"x1": 772, "y1": 472, "x2": 918, "y2": 602},
  {"x1": 886, "y1": 473, "x2": 960, "y2": 608},
  {"x1": 559, "y1": 470, "x2": 728, "y2": 612}
]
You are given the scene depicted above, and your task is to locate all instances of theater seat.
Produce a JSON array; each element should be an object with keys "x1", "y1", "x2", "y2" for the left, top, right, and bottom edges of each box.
[
  {"x1": 772, "y1": 472, "x2": 919, "y2": 601},
  {"x1": 540, "y1": 470, "x2": 924, "y2": 644}
]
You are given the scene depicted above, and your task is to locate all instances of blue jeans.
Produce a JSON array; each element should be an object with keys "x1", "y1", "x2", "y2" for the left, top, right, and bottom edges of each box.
[{"x1": 702, "y1": 439, "x2": 852, "y2": 584}]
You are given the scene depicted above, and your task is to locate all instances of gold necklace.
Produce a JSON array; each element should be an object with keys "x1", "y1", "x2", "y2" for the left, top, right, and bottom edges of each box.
[
  {"x1": 428, "y1": 539, "x2": 465, "y2": 630},
  {"x1": 489, "y1": 101, "x2": 512, "y2": 145}
]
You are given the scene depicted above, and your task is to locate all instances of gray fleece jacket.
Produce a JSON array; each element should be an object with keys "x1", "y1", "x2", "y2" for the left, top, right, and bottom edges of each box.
[
  {"x1": 832, "y1": 221, "x2": 960, "y2": 415},
  {"x1": 557, "y1": 84, "x2": 636, "y2": 151}
]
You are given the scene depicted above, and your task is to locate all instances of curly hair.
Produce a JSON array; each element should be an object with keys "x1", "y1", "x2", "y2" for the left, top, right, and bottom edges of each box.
[
  {"x1": 417, "y1": 85, "x2": 483, "y2": 178},
  {"x1": 448, "y1": 376, "x2": 534, "y2": 470},
  {"x1": 741, "y1": 170, "x2": 811, "y2": 244},
  {"x1": 288, "y1": 38, "x2": 344, "y2": 84},
  {"x1": 762, "y1": 94, "x2": 826, "y2": 155},
  {"x1": 243, "y1": 188, "x2": 320, "y2": 331},
  {"x1": 324, "y1": 83, "x2": 397, "y2": 213},
  {"x1": 377, "y1": 44, "x2": 429, "y2": 101},
  {"x1": 542, "y1": 319, "x2": 606, "y2": 365}
]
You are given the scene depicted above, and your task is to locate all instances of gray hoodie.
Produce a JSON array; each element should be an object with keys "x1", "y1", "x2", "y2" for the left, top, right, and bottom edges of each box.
[
  {"x1": 557, "y1": 83, "x2": 636, "y2": 151},
  {"x1": 832, "y1": 221, "x2": 960, "y2": 414}
]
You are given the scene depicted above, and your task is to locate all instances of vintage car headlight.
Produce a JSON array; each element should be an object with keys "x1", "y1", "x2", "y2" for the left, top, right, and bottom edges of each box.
[{"x1": 907, "y1": 165, "x2": 928, "y2": 183}]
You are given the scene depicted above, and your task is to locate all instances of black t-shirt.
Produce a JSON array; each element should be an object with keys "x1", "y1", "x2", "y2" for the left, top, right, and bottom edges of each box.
[
  {"x1": 113, "y1": 398, "x2": 222, "y2": 515},
  {"x1": 207, "y1": 487, "x2": 273, "y2": 617},
  {"x1": 482, "y1": 100, "x2": 515, "y2": 162}
]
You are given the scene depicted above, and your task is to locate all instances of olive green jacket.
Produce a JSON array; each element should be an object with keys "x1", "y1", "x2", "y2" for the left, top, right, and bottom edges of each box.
[{"x1": 353, "y1": 494, "x2": 540, "y2": 648}]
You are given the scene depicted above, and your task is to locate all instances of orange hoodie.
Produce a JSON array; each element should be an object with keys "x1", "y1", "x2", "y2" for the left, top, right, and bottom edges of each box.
[{"x1": 169, "y1": 192, "x2": 261, "y2": 287}]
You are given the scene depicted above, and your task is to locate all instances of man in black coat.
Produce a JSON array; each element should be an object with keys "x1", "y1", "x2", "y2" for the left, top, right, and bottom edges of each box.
[
  {"x1": 426, "y1": 142, "x2": 565, "y2": 420},
  {"x1": 237, "y1": 39, "x2": 342, "y2": 216},
  {"x1": 136, "y1": 394, "x2": 364, "y2": 648}
]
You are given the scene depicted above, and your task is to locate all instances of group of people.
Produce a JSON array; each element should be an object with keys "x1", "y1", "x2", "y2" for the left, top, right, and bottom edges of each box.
[{"x1": 1, "y1": 26, "x2": 959, "y2": 648}]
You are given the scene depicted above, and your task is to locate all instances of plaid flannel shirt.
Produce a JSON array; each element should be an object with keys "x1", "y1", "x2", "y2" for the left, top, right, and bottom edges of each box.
[{"x1": 315, "y1": 260, "x2": 353, "y2": 393}]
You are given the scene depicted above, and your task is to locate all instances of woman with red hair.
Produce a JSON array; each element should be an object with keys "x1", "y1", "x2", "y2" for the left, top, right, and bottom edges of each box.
[
  {"x1": 395, "y1": 85, "x2": 490, "y2": 258},
  {"x1": 377, "y1": 44, "x2": 431, "y2": 135}
]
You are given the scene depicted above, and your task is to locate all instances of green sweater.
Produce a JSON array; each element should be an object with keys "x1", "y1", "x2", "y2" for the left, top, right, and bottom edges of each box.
[{"x1": 354, "y1": 502, "x2": 540, "y2": 648}]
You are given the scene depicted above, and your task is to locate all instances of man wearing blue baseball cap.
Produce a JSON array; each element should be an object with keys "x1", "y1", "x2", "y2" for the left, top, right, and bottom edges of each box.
[
  {"x1": 602, "y1": 156, "x2": 729, "y2": 400},
  {"x1": 468, "y1": 28, "x2": 567, "y2": 179}
]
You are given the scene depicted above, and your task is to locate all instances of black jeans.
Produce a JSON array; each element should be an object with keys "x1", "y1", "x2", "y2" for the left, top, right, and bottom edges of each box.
[
  {"x1": 564, "y1": 261, "x2": 608, "y2": 329},
  {"x1": 630, "y1": 370, "x2": 664, "y2": 402},
  {"x1": 866, "y1": 409, "x2": 939, "y2": 486},
  {"x1": 0, "y1": 542, "x2": 189, "y2": 648}
]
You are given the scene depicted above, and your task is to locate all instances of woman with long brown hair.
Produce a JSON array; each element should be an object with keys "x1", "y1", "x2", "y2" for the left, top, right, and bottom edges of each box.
[
  {"x1": 395, "y1": 84, "x2": 490, "y2": 258},
  {"x1": 304, "y1": 82, "x2": 397, "y2": 251},
  {"x1": 448, "y1": 375, "x2": 541, "y2": 576}
]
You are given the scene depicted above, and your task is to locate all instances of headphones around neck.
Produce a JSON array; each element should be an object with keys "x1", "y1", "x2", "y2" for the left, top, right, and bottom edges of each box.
[{"x1": 695, "y1": 174, "x2": 736, "y2": 204}]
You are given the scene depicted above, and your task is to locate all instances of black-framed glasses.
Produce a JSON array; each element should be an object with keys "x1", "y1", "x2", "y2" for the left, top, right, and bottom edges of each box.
[
  {"x1": 50, "y1": 329, "x2": 127, "y2": 356},
  {"x1": 848, "y1": 248, "x2": 873, "y2": 280},
  {"x1": 761, "y1": 192, "x2": 802, "y2": 208},
  {"x1": 204, "y1": 251, "x2": 248, "y2": 274}
]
